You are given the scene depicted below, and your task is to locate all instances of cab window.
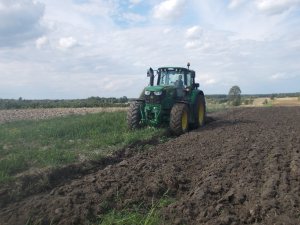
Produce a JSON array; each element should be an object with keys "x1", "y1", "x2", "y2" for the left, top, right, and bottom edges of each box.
[{"x1": 186, "y1": 72, "x2": 193, "y2": 87}]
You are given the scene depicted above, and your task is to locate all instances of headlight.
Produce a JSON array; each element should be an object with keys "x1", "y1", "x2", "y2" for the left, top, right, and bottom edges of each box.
[
  {"x1": 144, "y1": 90, "x2": 151, "y2": 95},
  {"x1": 154, "y1": 91, "x2": 162, "y2": 96}
]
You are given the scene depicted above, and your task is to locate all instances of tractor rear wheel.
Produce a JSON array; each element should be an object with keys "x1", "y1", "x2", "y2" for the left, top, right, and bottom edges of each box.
[
  {"x1": 170, "y1": 103, "x2": 189, "y2": 135},
  {"x1": 127, "y1": 101, "x2": 143, "y2": 129},
  {"x1": 194, "y1": 94, "x2": 206, "y2": 128}
]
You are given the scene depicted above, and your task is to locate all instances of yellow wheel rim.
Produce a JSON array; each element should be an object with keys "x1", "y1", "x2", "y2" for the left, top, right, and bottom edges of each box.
[
  {"x1": 182, "y1": 110, "x2": 188, "y2": 130},
  {"x1": 199, "y1": 103, "x2": 204, "y2": 125}
]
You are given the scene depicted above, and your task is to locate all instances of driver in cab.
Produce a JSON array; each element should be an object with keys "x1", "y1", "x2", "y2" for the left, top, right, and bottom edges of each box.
[{"x1": 175, "y1": 75, "x2": 184, "y2": 88}]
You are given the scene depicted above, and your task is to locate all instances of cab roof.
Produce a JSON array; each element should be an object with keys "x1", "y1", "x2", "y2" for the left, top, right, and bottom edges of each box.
[{"x1": 158, "y1": 67, "x2": 195, "y2": 73}]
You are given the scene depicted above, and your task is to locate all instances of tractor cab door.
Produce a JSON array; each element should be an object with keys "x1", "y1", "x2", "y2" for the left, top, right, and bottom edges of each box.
[
  {"x1": 185, "y1": 71, "x2": 193, "y2": 88},
  {"x1": 186, "y1": 71, "x2": 199, "y2": 90}
]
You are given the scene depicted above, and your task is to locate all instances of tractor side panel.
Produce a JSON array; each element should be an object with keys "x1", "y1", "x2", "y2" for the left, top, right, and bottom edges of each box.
[
  {"x1": 161, "y1": 87, "x2": 176, "y2": 110},
  {"x1": 191, "y1": 90, "x2": 201, "y2": 103}
]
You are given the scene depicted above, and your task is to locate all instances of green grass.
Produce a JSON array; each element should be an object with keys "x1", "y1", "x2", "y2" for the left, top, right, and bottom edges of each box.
[
  {"x1": 0, "y1": 112, "x2": 164, "y2": 183},
  {"x1": 95, "y1": 194, "x2": 175, "y2": 225},
  {"x1": 206, "y1": 102, "x2": 230, "y2": 113}
]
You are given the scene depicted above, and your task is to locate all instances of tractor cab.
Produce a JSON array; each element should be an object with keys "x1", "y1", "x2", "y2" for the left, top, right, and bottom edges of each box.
[
  {"x1": 146, "y1": 66, "x2": 200, "y2": 101},
  {"x1": 148, "y1": 66, "x2": 199, "y2": 90},
  {"x1": 157, "y1": 67, "x2": 198, "y2": 98}
]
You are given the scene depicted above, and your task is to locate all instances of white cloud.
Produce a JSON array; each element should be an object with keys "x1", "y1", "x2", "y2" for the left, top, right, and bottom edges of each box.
[
  {"x1": 196, "y1": 74, "x2": 217, "y2": 86},
  {"x1": 185, "y1": 41, "x2": 199, "y2": 49},
  {"x1": 36, "y1": 36, "x2": 48, "y2": 49},
  {"x1": 122, "y1": 12, "x2": 146, "y2": 23},
  {"x1": 270, "y1": 72, "x2": 298, "y2": 80},
  {"x1": 184, "y1": 25, "x2": 232, "y2": 52},
  {"x1": 185, "y1": 26, "x2": 203, "y2": 39},
  {"x1": 0, "y1": 0, "x2": 45, "y2": 47},
  {"x1": 228, "y1": 0, "x2": 246, "y2": 9},
  {"x1": 129, "y1": 0, "x2": 142, "y2": 5},
  {"x1": 255, "y1": 0, "x2": 300, "y2": 14},
  {"x1": 58, "y1": 36, "x2": 77, "y2": 49},
  {"x1": 153, "y1": 0, "x2": 186, "y2": 21}
]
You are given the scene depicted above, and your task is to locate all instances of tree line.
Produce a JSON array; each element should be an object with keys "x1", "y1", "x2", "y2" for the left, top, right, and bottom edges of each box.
[
  {"x1": 0, "y1": 96, "x2": 129, "y2": 109},
  {"x1": 208, "y1": 86, "x2": 300, "y2": 106}
]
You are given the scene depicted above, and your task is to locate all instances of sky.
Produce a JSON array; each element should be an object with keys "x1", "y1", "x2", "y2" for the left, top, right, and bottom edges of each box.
[{"x1": 0, "y1": 0, "x2": 300, "y2": 99}]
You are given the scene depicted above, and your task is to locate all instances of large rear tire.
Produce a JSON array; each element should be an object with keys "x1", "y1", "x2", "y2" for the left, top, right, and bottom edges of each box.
[
  {"x1": 170, "y1": 103, "x2": 189, "y2": 135},
  {"x1": 193, "y1": 94, "x2": 206, "y2": 128},
  {"x1": 127, "y1": 101, "x2": 143, "y2": 129}
]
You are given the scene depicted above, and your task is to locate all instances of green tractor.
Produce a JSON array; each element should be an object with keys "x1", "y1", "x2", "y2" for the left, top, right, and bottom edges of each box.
[{"x1": 127, "y1": 63, "x2": 206, "y2": 135}]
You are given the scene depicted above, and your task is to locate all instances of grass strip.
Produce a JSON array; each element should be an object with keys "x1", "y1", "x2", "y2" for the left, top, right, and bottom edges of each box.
[
  {"x1": 95, "y1": 193, "x2": 175, "y2": 225},
  {"x1": 0, "y1": 111, "x2": 164, "y2": 183}
]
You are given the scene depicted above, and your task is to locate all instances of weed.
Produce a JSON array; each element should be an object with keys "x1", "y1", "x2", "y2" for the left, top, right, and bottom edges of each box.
[
  {"x1": 95, "y1": 192, "x2": 175, "y2": 225},
  {"x1": 206, "y1": 103, "x2": 229, "y2": 113}
]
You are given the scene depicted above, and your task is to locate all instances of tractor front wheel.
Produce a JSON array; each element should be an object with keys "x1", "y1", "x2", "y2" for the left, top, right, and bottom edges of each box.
[
  {"x1": 127, "y1": 101, "x2": 143, "y2": 129},
  {"x1": 170, "y1": 103, "x2": 189, "y2": 135}
]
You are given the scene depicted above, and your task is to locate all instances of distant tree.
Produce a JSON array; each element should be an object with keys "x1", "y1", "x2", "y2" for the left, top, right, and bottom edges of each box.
[
  {"x1": 228, "y1": 85, "x2": 241, "y2": 106},
  {"x1": 119, "y1": 96, "x2": 128, "y2": 103},
  {"x1": 270, "y1": 94, "x2": 275, "y2": 100}
]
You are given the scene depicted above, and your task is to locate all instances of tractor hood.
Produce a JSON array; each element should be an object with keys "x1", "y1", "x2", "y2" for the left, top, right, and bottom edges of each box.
[
  {"x1": 145, "y1": 85, "x2": 164, "y2": 92},
  {"x1": 145, "y1": 85, "x2": 175, "y2": 92}
]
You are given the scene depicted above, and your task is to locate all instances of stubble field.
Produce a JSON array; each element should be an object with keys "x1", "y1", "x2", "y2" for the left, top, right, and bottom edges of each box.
[{"x1": 0, "y1": 107, "x2": 127, "y2": 124}]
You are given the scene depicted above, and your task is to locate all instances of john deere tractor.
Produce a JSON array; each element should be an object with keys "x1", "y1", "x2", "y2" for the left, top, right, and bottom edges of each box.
[{"x1": 127, "y1": 63, "x2": 206, "y2": 135}]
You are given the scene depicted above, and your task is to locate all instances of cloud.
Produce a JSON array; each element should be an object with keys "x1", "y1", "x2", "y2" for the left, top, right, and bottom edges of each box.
[
  {"x1": 122, "y1": 12, "x2": 146, "y2": 24},
  {"x1": 36, "y1": 36, "x2": 48, "y2": 49},
  {"x1": 255, "y1": 0, "x2": 300, "y2": 14},
  {"x1": 196, "y1": 74, "x2": 217, "y2": 86},
  {"x1": 185, "y1": 26, "x2": 204, "y2": 49},
  {"x1": 153, "y1": 0, "x2": 186, "y2": 21},
  {"x1": 185, "y1": 26, "x2": 203, "y2": 39},
  {"x1": 58, "y1": 37, "x2": 77, "y2": 49},
  {"x1": 228, "y1": 0, "x2": 246, "y2": 9},
  {"x1": 129, "y1": 0, "x2": 142, "y2": 5},
  {"x1": 184, "y1": 25, "x2": 231, "y2": 52},
  {"x1": 0, "y1": 0, "x2": 45, "y2": 47},
  {"x1": 270, "y1": 72, "x2": 298, "y2": 80}
]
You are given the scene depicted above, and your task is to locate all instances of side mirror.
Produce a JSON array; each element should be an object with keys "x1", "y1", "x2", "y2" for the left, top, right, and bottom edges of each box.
[
  {"x1": 147, "y1": 67, "x2": 154, "y2": 86},
  {"x1": 147, "y1": 67, "x2": 154, "y2": 77},
  {"x1": 194, "y1": 83, "x2": 199, "y2": 88}
]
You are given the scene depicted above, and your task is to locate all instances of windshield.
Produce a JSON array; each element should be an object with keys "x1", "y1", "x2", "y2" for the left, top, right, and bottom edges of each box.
[{"x1": 159, "y1": 70, "x2": 185, "y2": 88}]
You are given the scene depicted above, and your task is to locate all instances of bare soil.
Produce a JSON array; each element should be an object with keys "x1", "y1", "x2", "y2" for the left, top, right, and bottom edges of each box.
[
  {"x1": 0, "y1": 107, "x2": 300, "y2": 225},
  {"x1": 0, "y1": 107, "x2": 127, "y2": 124}
]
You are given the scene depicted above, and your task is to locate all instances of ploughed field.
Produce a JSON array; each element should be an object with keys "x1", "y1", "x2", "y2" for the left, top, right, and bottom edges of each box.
[{"x1": 1, "y1": 107, "x2": 300, "y2": 224}]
